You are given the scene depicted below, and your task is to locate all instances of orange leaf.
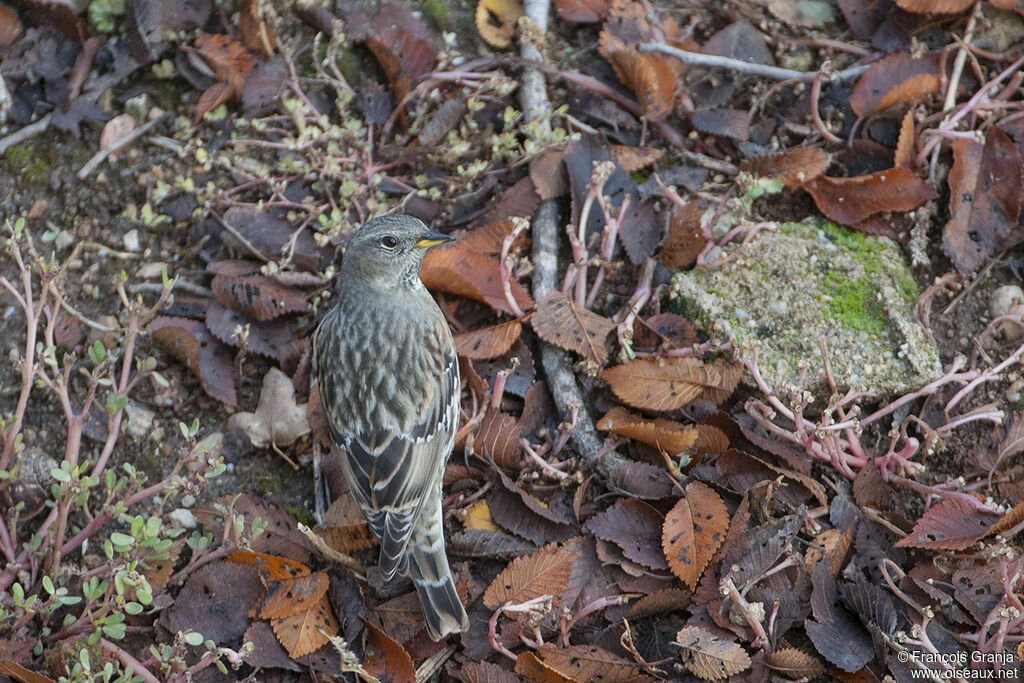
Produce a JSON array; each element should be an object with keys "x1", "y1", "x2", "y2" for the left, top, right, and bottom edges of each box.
[
  {"x1": 271, "y1": 593, "x2": 338, "y2": 658},
  {"x1": 460, "y1": 500, "x2": 502, "y2": 532},
  {"x1": 662, "y1": 481, "x2": 728, "y2": 590},
  {"x1": 803, "y1": 167, "x2": 937, "y2": 226},
  {"x1": 314, "y1": 494, "x2": 378, "y2": 553},
  {"x1": 658, "y1": 201, "x2": 706, "y2": 270},
  {"x1": 239, "y1": 0, "x2": 276, "y2": 56},
  {"x1": 227, "y1": 550, "x2": 310, "y2": 582},
  {"x1": 894, "y1": 110, "x2": 916, "y2": 168},
  {"x1": 483, "y1": 539, "x2": 581, "y2": 609},
  {"x1": 190, "y1": 34, "x2": 255, "y2": 95},
  {"x1": 261, "y1": 571, "x2": 329, "y2": 620},
  {"x1": 600, "y1": 357, "x2": 742, "y2": 412},
  {"x1": 476, "y1": 0, "x2": 522, "y2": 49},
  {"x1": 514, "y1": 651, "x2": 573, "y2": 682},
  {"x1": 453, "y1": 319, "x2": 523, "y2": 359},
  {"x1": 597, "y1": 406, "x2": 698, "y2": 453},
  {"x1": 421, "y1": 246, "x2": 532, "y2": 316},
  {"x1": 532, "y1": 290, "x2": 614, "y2": 364},
  {"x1": 363, "y1": 621, "x2": 416, "y2": 683},
  {"x1": 895, "y1": 0, "x2": 973, "y2": 13},
  {"x1": 600, "y1": 33, "x2": 676, "y2": 119}
]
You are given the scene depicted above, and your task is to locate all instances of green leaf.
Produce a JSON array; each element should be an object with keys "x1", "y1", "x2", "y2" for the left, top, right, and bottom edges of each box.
[
  {"x1": 101, "y1": 622, "x2": 126, "y2": 640},
  {"x1": 182, "y1": 631, "x2": 204, "y2": 646},
  {"x1": 50, "y1": 468, "x2": 71, "y2": 483},
  {"x1": 110, "y1": 532, "x2": 134, "y2": 547}
]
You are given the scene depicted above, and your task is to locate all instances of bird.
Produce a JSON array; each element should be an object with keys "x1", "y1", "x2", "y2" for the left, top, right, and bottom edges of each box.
[{"x1": 312, "y1": 214, "x2": 470, "y2": 640}]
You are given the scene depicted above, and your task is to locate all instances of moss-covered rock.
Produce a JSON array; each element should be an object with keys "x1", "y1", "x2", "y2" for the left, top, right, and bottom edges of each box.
[{"x1": 670, "y1": 219, "x2": 941, "y2": 400}]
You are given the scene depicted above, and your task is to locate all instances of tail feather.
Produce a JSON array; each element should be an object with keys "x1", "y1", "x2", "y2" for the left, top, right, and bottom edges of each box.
[{"x1": 407, "y1": 499, "x2": 469, "y2": 640}]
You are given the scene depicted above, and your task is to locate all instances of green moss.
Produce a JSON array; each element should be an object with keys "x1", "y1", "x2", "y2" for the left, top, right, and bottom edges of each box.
[
  {"x1": 249, "y1": 467, "x2": 281, "y2": 494},
  {"x1": 823, "y1": 270, "x2": 885, "y2": 335},
  {"x1": 422, "y1": 0, "x2": 452, "y2": 29},
  {"x1": 5, "y1": 144, "x2": 52, "y2": 186},
  {"x1": 668, "y1": 294, "x2": 705, "y2": 324},
  {"x1": 337, "y1": 50, "x2": 361, "y2": 92},
  {"x1": 286, "y1": 506, "x2": 316, "y2": 527}
]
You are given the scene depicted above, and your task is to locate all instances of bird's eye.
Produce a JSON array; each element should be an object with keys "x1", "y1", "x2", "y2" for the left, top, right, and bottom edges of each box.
[{"x1": 380, "y1": 235, "x2": 398, "y2": 249}]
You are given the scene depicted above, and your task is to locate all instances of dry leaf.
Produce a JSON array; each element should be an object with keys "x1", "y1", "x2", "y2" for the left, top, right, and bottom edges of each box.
[
  {"x1": 537, "y1": 643, "x2": 642, "y2": 681},
  {"x1": 597, "y1": 406, "x2": 698, "y2": 453},
  {"x1": 476, "y1": 0, "x2": 522, "y2": 49},
  {"x1": 453, "y1": 320, "x2": 523, "y2": 359},
  {"x1": 600, "y1": 357, "x2": 742, "y2": 412},
  {"x1": 421, "y1": 246, "x2": 533, "y2": 316},
  {"x1": 515, "y1": 651, "x2": 573, "y2": 681},
  {"x1": 363, "y1": 621, "x2": 416, "y2": 683},
  {"x1": 314, "y1": 494, "x2": 378, "y2": 553},
  {"x1": 740, "y1": 148, "x2": 830, "y2": 189},
  {"x1": 150, "y1": 316, "x2": 237, "y2": 406},
  {"x1": 675, "y1": 625, "x2": 752, "y2": 680},
  {"x1": 271, "y1": 593, "x2": 338, "y2": 658},
  {"x1": 803, "y1": 167, "x2": 938, "y2": 227},
  {"x1": 483, "y1": 539, "x2": 581, "y2": 609},
  {"x1": 227, "y1": 367, "x2": 310, "y2": 448},
  {"x1": 261, "y1": 572, "x2": 330, "y2": 620},
  {"x1": 662, "y1": 481, "x2": 728, "y2": 590},
  {"x1": 532, "y1": 290, "x2": 615, "y2": 364},
  {"x1": 763, "y1": 647, "x2": 825, "y2": 678}
]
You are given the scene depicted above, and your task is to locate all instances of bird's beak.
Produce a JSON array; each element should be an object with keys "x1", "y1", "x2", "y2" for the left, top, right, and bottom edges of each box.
[{"x1": 415, "y1": 231, "x2": 456, "y2": 249}]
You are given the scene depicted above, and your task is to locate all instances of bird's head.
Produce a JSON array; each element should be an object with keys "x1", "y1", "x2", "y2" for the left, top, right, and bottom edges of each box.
[{"x1": 339, "y1": 215, "x2": 454, "y2": 290}]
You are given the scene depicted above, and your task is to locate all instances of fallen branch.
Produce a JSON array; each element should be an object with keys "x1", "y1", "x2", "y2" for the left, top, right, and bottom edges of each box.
[{"x1": 522, "y1": 0, "x2": 630, "y2": 479}]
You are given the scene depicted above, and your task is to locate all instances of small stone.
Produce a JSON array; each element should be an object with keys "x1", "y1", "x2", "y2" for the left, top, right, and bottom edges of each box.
[
  {"x1": 167, "y1": 508, "x2": 197, "y2": 528},
  {"x1": 123, "y1": 229, "x2": 141, "y2": 253},
  {"x1": 123, "y1": 402, "x2": 155, "y2": 438},
  {"x1": 54, "y1": 231, "x2": 75, "y2": 251},
  {"x1": 180, "y1": 494, "x2": 197, "y2": 508},
  {"x1": 989, "y1": 285, "x2": 1024, "y2": 341},
  {"x1": 136, "y1": 261, "x2": 168, "y2": 279},
  {"x1": 990, "y1": 285, "x2": 1024, "y2": 317}
]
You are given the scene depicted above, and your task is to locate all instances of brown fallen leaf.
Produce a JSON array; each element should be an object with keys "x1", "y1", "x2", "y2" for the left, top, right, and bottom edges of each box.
[
  {"x1": 271, "y1": 592, "x2": 338, "y2": 659},
  {"x1": 675, "y1": 625, "x2": 751, "y2": 679},
  {"x1": 600, "y1": 357, "x2": 742, "y2": 412},
  {"x1": 531, "y1": 290, "x2": 614, "y2": 364},
  {"x1": 227, "y1": 367, "x2": 310, "y2": 448},
  {"x1": 597, "y1": 406, "x2": 698, "y2": 453},
  {"x1": 483, "y1": 539, "x2": 581, "y2": 609}
]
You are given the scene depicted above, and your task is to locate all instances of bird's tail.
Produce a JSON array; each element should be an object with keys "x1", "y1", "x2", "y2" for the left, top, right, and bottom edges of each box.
[{"x1": 407, "y1": 498, "x2": 469, "y2": 640}]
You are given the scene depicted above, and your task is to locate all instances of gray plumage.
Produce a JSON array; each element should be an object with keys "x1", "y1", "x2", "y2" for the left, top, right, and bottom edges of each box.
[{"x1": 312, "y1": 215, "x2": 469, "y2": 640}]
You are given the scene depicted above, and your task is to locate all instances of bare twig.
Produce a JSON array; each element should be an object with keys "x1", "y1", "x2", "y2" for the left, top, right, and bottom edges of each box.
[{"x1": 640, "y1": 42, "x2": 870, "y2": 82}]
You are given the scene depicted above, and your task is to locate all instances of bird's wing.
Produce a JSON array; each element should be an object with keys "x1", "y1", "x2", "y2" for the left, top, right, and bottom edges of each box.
[{"x1": 314, "y1": 308, "x2": 459, "y2": 579}]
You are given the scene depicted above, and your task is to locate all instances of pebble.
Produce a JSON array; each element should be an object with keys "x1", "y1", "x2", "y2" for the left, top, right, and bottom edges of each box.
[
  {"x1": 989, "y1": 285, "x2": 1024, "y2": 341},
  {"x1": 180, "y1": 494, "x2": 197, "y2": 508},
  {"x1": 123, "y1": 229, "x2": 141, "y2": 253},
  {"x1": 123, "y1": 403, "x2": 155, "y2": 438},
  {"x1": 167, "y1": 508, "x2": 197, "y2": 529},
  {"x1": 54, "y1": 231, "x2": 75, "y2": 251},
  {"x1": 136, "y1": 261, "x2": 168, "y2": 279}
]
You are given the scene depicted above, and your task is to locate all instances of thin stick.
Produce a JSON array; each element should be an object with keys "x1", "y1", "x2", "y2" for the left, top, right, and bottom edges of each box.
[{"x1": 640, "y1": 42, "x2": 870, "y2": 82}]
